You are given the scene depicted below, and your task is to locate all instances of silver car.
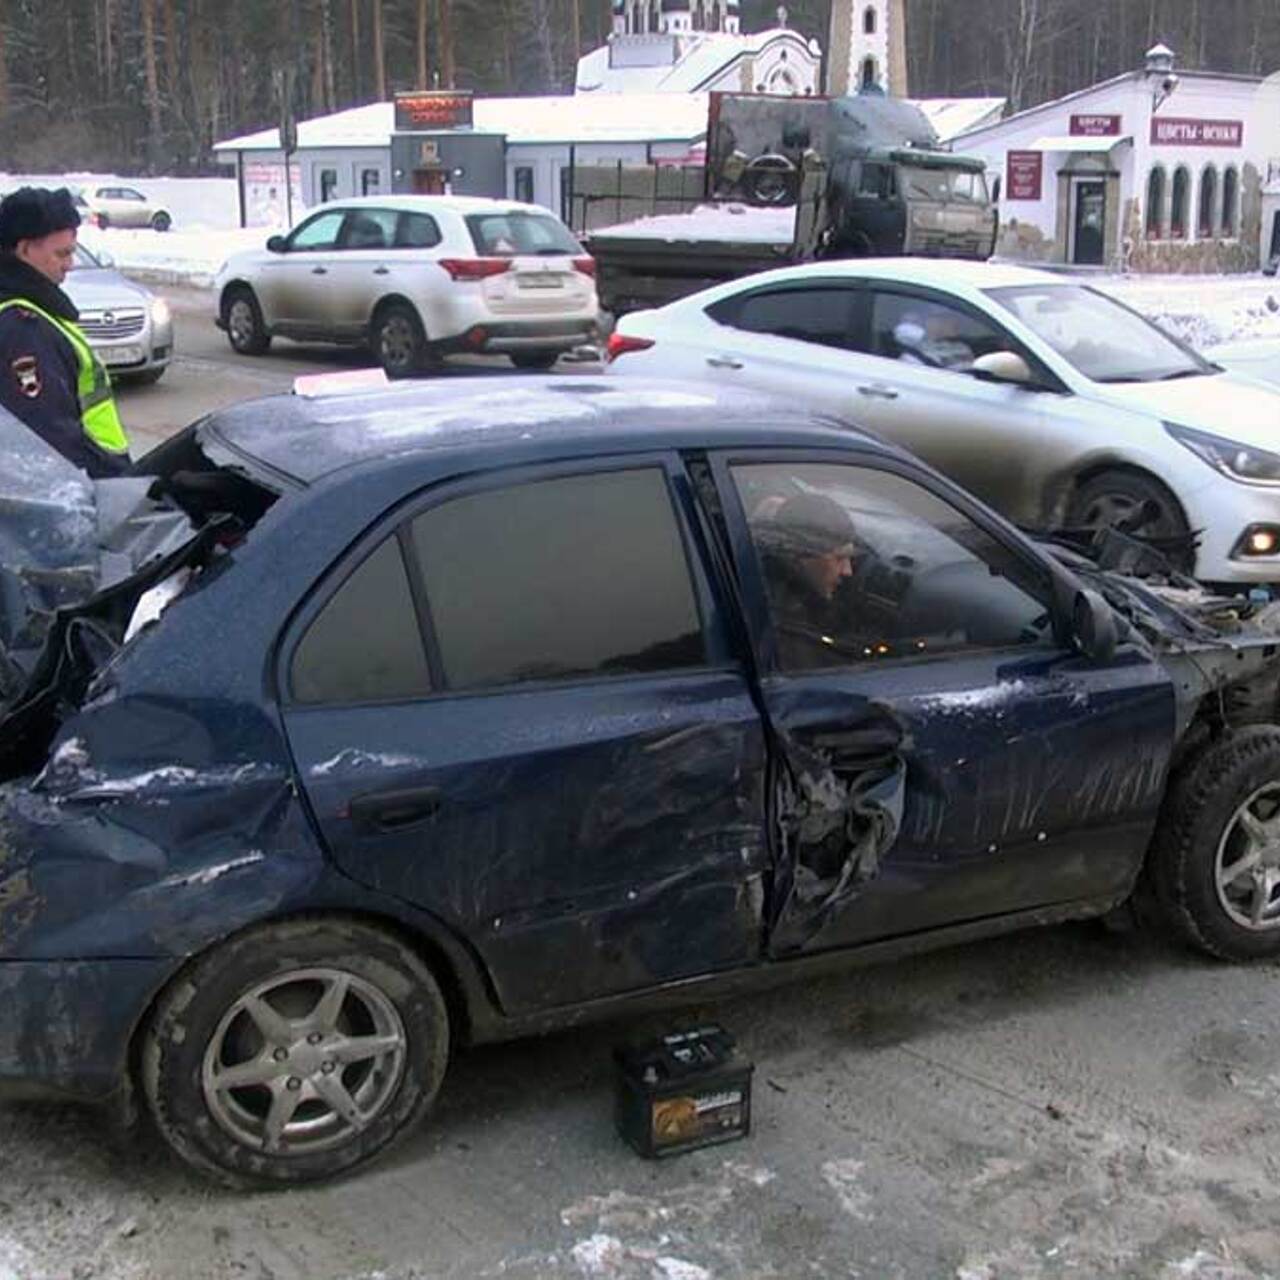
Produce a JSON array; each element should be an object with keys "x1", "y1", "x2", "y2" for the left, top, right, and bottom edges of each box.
[
  {"x1": 66, "y1": 241, "x2": 173, "y2": 384},
  {"x1": 82, "y1": 184, "x2": 172, "y2": 232}
]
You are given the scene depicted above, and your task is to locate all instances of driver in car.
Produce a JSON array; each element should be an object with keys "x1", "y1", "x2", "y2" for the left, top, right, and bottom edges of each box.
[
  {"x1": 893, "y1": 309, "x2": 976, "y2": 371},
  {"x1": 755, "y1": 492, "x2": 869, "y2": 668}
]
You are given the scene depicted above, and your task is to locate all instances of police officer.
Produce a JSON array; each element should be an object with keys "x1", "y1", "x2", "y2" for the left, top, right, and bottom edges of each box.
[{"x1": 0, "y1": 186, "x2": 131, "y2": 477}]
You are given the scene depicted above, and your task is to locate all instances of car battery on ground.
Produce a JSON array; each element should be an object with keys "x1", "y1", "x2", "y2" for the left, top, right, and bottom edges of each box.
[{"x1": 614, "y1": 1024, "x2": 753, "y2": 1158}]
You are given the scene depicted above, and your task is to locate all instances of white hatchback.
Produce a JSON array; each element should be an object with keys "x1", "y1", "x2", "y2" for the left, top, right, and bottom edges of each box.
[
  {"x1": 215, "y1": 196, "x2": 600, "y2": 376},
  {"x1": 607, "y1": 258, "x2": 1280, "y2": 586}
]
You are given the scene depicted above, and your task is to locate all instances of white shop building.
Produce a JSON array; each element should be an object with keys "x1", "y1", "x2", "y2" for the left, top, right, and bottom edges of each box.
[{"x1": 955, "y1": 45, "x2": 1279, "y2": 272}]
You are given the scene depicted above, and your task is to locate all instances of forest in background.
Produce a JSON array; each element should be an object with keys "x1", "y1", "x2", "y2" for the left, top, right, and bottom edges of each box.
[{"x1": 0, "y1": 0, "x2": 1276, "y2": 173}]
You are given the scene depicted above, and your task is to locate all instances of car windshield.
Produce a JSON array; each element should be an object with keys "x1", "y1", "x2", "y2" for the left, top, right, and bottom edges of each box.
[
  {"x1": 986, "y1": 283, "x2": 1212, "y2": 384},
  {"x1": 465, "y1": 211, "x2": 581, "y2": 257},
  {"x1": 70, "y1": 243, "x2": 102, "y2": 270},
  {"x1": 899, "y1": 166, "x2": 988, "y2": 203}
]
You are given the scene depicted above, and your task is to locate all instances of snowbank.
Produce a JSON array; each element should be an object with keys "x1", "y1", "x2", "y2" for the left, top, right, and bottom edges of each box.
[
  {"x1": 1093, "y1": 274, "x2": 1280, "y2": 349},
  {"x1": 0, "y1": 172, "x2": 240, "y2": 230},
  {"x1": 80, "y1": 225, "x2": 276, "y2": 288}
]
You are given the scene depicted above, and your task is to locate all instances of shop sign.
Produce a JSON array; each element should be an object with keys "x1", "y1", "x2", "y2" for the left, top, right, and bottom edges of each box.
[
  {"x1": 1006, "y1": 150, "x2": 1043, "y2": 201},
  {"x1": 395, "y1": 91, "x2": 474, "y2": 131},
  {"x1": 1150, "y1": 117, "x2": 1243, "y2": 147},
  {"x1": 1070, "y1": 114, "x2": 1122, "y2": 137}
]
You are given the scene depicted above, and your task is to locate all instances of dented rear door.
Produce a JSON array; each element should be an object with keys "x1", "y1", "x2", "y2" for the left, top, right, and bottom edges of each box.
[
  {"x1": 281, "y1": 456, "x2": 769, "y2": 1015},
  {"x1": 712, "y1": 451, "x2": 1176, "y2": 955}
]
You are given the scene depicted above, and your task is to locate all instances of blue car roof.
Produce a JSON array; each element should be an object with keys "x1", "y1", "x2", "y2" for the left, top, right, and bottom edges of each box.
[{"x1": 199, "y1": 377, "x2": 891, "y2": 486}]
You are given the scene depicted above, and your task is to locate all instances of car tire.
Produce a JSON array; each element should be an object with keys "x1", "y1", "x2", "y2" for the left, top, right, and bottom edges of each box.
[
  {"x1": 1149, "y1": 727, "x2": 1280, "y2": 960},
  {"x1": 510, "y1": 351, "x2": 559, "y2": 371},
  {"x1": 97, "y1": 212, "x2": 110, "y2": 229},
  {"x1": 373, "y1": 303, "x2": 437, "y2": 378},
  {"x1": 141, "y1": 916, "x2": 450, "y2": 1188},
  {"x1": 152, "y1": 211, "x2": 172, "y2": 232},
  {"x1": 1067, "y1": 469, "x2": 1193, "y2": 571},
  {"x1": 223, "y1": 287, "x2": 272, "y2": 356},
  {"x1": 123, "y1": 367, "x2": 166, "y2": 386}
]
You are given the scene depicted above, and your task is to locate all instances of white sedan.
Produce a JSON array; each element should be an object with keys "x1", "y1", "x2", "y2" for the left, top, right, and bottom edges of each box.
[{"x1": 606, "y1": 259, "x2": 1280, "y2": 586}]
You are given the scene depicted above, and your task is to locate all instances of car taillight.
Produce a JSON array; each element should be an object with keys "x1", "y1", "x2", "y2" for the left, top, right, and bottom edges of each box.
[
  {"x1": 606, "y1": 333, "x2": 655, "y2": 363},
  {"x1": 438, "y1": 258, "x2": 513, "y2": 281},
  {"x1": 573, "y1": 256, "x2": 597, "y2": 278}
]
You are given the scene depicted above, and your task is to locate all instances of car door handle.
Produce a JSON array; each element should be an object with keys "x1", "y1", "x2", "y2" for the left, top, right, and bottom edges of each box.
[
  {"x1": 347, "y1": 785, "x2": 442, "y2": 832},
  {"x1": 706, "y1": 355, "x2": 744, "y2": 370},
  {"x1": 373, "y1": 266, "x2": 390, "y2": 275},
  {"x1": 311, "y1": 266, "x2": 328, "y2": 275},
  {"x1": 857, "y1": 383, "x2": 900, "y2": 400}
]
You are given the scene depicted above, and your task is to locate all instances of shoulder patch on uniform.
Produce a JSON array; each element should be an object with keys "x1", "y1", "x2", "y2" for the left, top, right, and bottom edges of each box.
[{"x1": 11, "y1": 355, "x2": 42, "y2": 398}]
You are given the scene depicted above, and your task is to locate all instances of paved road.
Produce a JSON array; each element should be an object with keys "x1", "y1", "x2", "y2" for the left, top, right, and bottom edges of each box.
[
  {"x1": 4, "y1": 291, "x2": 1280, "y2": 1279},
  {"x1": 119, "y1": 286, "x2": 599, "y2": 453}
]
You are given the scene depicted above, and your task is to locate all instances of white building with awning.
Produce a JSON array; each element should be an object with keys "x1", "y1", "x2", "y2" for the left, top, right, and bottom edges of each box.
[{"x1": 955, "y1": 45, "x2": 1275, "y2": 272}]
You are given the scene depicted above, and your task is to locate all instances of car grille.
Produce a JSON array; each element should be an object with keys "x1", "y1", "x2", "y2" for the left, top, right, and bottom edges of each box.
[{"x1": 79, "y1": 309, "x2": 146, "y2": 340}]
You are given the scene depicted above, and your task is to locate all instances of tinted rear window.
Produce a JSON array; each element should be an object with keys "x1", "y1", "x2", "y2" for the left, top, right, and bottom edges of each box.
[
  {"x1": 709, "y1": 287, "x2": 857, "y2": 350},
  {"x1": 292, "y1": 538, "x2": 432, "y2": 704},
  {"x1": 411, "y1": 469, "x2": 705, "y2": 690},
  {"x1": 465, "y1": 211, "x2": 581, "y2": 257}
]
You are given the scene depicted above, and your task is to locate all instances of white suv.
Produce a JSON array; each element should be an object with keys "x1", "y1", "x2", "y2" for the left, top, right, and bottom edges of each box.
[{"x1": 214, "y1": 196, "x2": 600, "y2": 375}]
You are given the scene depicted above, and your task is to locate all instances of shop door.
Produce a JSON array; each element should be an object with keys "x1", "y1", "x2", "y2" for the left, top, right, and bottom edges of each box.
[
  {"x1": 413, "y1": 168, "x2": 447, "y2": 195},
  {"x1": 1072, "y1": 181, "x2": 1106, "y2": 265}
]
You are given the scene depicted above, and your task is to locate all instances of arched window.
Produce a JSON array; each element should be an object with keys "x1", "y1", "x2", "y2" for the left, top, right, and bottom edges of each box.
[
  {"x1": 1222, "y1": 166, "x2": 1239, "y2": 236},
  {"x1": 1145, "y1": 167, "x2": 1165, "y2": 238},
  {"x1": 861, "y1": 56, "x2": 878, "y2": 89},
  {"x1": 1170, "y1": 166, "x2": 1190, "y2": 238},
  {"x1": 1198, "y1": 166, "x2": 1218, "y2": 238},
  {"x1": 864, "y1": 6, "x2": 878, "y2": 34}
]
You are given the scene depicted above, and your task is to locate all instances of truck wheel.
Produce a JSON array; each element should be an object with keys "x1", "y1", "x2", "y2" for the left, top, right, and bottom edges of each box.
[
  {"x1": 141, "y1": 916, "x2": 450, "y2": 1187},
  {"x1": 743, "y1": 155, "x2": 798, "y2": 206},
  {"x1": 223, "y1": 287, "x2": 271, "y2": 356},
  {"x1": 1149, "y1": 727, "x2": 1280, "y2": 960},
  {"x1": 373, "y1": 303, "x2": 436, "y2": 378}
]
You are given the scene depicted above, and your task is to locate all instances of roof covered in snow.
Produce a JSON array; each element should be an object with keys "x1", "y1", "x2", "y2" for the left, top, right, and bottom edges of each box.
[
  {"x1": 914, "y1": 98, "x2": 1007, "y2": 144},
  {"x1": 215, "y1": 93, "x2": 713, "y2": 154},
  {"x1": 576, "y1": 26, "x2": 817, "y2": 95}
]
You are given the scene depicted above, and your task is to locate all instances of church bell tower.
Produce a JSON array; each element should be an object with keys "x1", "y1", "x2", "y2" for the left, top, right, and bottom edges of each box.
[{"x1": 827, "y1": 0, "x2": 908, "y2": 98}]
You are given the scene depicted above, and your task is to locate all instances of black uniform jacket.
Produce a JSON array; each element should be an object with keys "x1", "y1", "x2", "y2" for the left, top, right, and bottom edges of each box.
[{"x1": 0, "y1": 255, "x2": 129, "y2": 478}]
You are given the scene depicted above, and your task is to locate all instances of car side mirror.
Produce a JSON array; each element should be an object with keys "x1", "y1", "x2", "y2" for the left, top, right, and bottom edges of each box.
[
  {"x1": 266, "y1": 235, "x2": 287, "y2": 253},
  {"x1": 971, "y1": 351, "x2": 1033, "y2": 385},
  {"x1": 1072, "y1": 588, "x2": 1118, "y2": 664}
]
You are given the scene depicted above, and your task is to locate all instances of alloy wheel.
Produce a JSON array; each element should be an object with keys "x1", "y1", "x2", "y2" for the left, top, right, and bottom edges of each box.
[
  {"x1": 1215, "y1": 782, "x2": 1280, "y2": 931},
  {"x1": 201, "y1": 967, "x2": 408, "y2": 1155}
]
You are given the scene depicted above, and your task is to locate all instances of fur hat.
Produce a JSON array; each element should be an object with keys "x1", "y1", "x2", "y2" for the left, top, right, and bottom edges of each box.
[{"x1": 0, "y1": 187, "x2": 81, "y2": 251}]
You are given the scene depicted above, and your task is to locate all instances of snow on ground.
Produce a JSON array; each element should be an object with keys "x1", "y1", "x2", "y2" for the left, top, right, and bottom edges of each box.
[
  {"x1": 0, "y1": 172, "x2": 240, "y2": 230},
  {"x1": 1093, "y1": 272, "x2": 1280, "y2": 349},
  {"x1": 79, "y1": 224, "x2": 275, "y2": 288},
  {"x1": 592, "y1": 202, "x2": 797, "y2": 244}
]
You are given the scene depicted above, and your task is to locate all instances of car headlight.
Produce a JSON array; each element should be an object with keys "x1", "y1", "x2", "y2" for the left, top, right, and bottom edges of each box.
[
  {"x1": 150, "y1": 297, "x2": 171, "y2": 327},
  {"x1": 1165, "y1": 422, "x2": 1280, "y2": 486}
]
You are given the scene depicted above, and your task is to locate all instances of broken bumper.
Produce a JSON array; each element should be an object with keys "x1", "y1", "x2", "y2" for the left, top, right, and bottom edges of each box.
[{"x1": 0, "y1": 957, "x2": 171, "y2": 1100}]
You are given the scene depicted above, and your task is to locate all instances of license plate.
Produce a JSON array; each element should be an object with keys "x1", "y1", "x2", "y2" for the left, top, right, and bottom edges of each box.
[
  {"x1": 100, "y1": 346, "x2": 143, "y2": 367},
  {"x1": 517, "y1": 274, "x2": 564, "y2": 290}
]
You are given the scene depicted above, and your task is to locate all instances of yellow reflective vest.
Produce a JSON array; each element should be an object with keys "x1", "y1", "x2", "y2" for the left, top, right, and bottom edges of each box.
[{"x1": 0, "y1": 297, "x2": 130, "y2": 457}]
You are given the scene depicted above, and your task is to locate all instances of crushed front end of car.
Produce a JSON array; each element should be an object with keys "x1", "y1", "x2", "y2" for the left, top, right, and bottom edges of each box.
[{"x1": 0, "y1": 408, "x2": 297, "y2": 1100}]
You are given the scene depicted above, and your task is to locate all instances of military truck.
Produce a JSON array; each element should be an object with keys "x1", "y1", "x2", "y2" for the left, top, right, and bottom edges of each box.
[{"x1": 574, "y1": 90, "x2": 998, "y2": 316}]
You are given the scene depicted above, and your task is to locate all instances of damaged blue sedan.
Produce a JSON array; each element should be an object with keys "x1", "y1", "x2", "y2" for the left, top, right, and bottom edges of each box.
[{"x1": 4, "y1": 378, "x2": 1280, "y2": 1187}]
